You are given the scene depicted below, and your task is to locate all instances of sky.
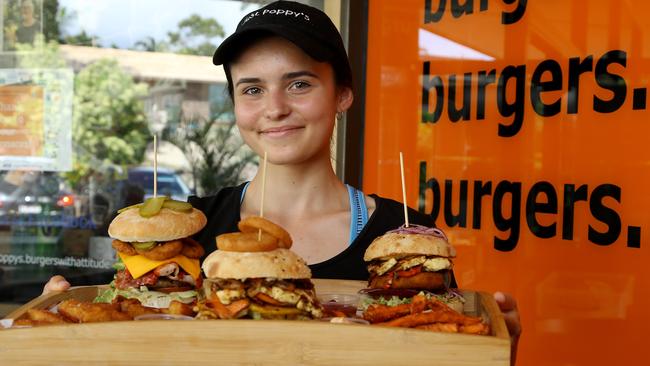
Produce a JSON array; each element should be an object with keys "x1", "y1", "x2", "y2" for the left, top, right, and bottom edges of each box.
[{"x1": 58, "y1": 0, "x2": 261, "y2": 49}]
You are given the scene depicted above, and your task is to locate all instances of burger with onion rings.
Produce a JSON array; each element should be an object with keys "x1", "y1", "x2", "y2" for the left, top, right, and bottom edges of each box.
[
  {"x1": 196, "y1": 216, "x2": 322, "y2": 320},
  {"x1": 95, "y1": 197, "x2": 207, "y2": 311}
]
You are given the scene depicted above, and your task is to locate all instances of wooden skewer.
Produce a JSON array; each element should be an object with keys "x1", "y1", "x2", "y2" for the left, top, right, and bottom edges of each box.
[
  {"x1": 153, "y1": 134, "x2": 158, "y2": 198},
  {"x1": 400, "y1": 152, "x2": 409, "y2": 227},
  {"x1": 258, "y1": 151, "x2": 268, "y2": 240}
]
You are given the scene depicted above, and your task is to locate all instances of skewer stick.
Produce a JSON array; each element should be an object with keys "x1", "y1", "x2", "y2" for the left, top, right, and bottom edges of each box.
[
  {"x1": 153, "y1": 134, "x2": 158, "y2": 198},
  {"x1": 258, "y1": 151, "x2": 268, "y2": 240},
  {"x1": 399, "y1": 152, "x2": 409, "y2": 227}
]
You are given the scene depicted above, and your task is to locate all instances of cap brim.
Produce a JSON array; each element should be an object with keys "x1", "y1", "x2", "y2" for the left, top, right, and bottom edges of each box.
[{"x1": 213, "y1": 24, "x2": 332, "y2": 65}]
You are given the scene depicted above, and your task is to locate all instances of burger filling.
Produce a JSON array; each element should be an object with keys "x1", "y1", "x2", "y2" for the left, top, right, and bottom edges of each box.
[
  {"x1": 367, "y1": 255, "x2": 452, "y2": 291},
  {"x1": 196, "y1": 278, "x2": 322, "y2": 320},
  {"x1": 368, "y1": 255, "x2": 451, "y2": 276},
  {"x1": 95, "y1": 260, "x2": 201, "y2": 309}
]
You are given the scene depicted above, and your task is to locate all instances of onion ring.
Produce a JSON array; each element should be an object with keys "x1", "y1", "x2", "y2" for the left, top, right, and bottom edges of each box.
[
  {"x1": 238, "y1": 216, "x2": 292, "y2": 249},
  {"x1": 216, "y1": 232, "x2": 278, "y2": 252},
  {"x1": 181, "y1": 237, "x2": 205, "y2": 259},
  {"x1": 135, "y1": 240, "x2": 183, "y2": 261},
  {"x1": 111, "y1": 239, "x2": 137, "y2": 255}
]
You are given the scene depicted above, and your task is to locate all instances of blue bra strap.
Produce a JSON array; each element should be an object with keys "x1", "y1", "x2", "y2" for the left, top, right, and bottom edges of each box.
[
  {"x1": 240, "y1": 181, "x2": 250, "y2": 204},
  {"x1": 347, "y1": 184, "x2": 369, "y2": 245}
]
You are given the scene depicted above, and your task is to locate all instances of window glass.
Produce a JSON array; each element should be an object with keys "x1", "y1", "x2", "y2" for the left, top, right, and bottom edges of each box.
[{"x1": 0, "y1": 0, "x2": 334, "y2": 314}]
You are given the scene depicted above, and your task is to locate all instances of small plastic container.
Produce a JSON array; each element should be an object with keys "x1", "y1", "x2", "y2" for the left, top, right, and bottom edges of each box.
[
  {"x1": 318, "y1": 293, "x2": 360, "y2": 318},
  {"x1": 134, "y1": 314, "x2": 195, "y2": 321}
]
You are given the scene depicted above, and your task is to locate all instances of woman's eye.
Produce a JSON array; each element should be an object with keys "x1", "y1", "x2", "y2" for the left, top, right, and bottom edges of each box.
[
  {"x1": 243, "y1": 87, "x2": 261, "y2": 95},
  {"x1": 290, "y1": 81, "x2": 311, "y2": 90}
]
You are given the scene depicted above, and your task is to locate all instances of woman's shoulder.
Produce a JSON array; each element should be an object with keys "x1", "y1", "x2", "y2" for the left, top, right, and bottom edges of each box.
[{"x1": 188, "y1": 183, "x2": 246, "y2": 212}]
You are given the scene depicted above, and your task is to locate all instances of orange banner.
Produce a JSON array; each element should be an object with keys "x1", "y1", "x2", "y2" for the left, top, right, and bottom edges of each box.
[
  {"x1": 0, "y1": 85, "x2": 44, "y2": 156},
  {"x1": 364, "y1": 1, "x2": 649, "y2": 364}
]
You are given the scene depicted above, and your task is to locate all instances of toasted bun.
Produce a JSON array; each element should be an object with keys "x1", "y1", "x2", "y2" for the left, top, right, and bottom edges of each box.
[
  {"x1": 108, "y1": 207, "x2": 207, "y2": 242},
  {"x1": 202, "y1": 248, "x2": 311, "y2": 280},
  {"x1": 363, "y1": 232, "x2": 456, "y2": 262}
]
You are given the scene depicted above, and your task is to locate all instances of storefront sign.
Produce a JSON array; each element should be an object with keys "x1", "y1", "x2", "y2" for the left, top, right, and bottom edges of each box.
[
  {"x1": 0, "y1": 69, "x2": 73, "y2": 171},
  {"x1": 364, "y1": 1, "x2": 649, "y2": 364}
]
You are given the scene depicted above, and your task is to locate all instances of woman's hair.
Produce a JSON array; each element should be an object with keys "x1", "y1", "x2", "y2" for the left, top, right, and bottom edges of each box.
[{"x1": 212, "y1": 1, "x2": 353, "y2": 103}]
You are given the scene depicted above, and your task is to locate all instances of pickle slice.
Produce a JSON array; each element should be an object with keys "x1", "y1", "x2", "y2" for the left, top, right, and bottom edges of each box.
[
  {"x1": 162, "y1": 199, "x2": 193, "y2": 212},
  {"x1": 117, "y1": 203, "x2": 143, "y2": 214},
  {"x1": 132, "y1": 241, "x2": 156, "y2": 250},
  {"x1": 139, "y1": 196, "x2": 167, "y2": 217}
]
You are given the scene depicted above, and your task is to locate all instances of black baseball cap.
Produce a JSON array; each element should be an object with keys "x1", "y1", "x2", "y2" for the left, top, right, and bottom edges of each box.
[{"x1": 213, "y1": 0, "x2": 352, "y2": 89}]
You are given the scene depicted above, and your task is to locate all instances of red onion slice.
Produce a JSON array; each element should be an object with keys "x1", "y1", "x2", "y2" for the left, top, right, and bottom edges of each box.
[{"x1": 388, "y1": 224, "x2": 448, "y2": 241}]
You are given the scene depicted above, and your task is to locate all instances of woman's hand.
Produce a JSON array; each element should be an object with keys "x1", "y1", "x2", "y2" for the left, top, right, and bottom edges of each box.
[
  {"x1": 494, "y1": 291, "x2": 521, "y2": 365},
  {"x1": 42, "y1": 275, "x2": 71, "y2": 296}
]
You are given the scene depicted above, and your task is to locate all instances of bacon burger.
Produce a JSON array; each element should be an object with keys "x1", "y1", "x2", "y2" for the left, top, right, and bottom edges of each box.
[
  {"x1": 196, "y1": 217, "x2": 322, "y2": 320},
  {"x1": 96, "y1": 197, "x2": 207, "y2": 310}
]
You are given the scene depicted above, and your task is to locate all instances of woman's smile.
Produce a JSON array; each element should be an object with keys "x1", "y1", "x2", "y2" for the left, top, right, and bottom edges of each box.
[{"x1": 260, "y1": 125, "x2": 305, "y2": 139}]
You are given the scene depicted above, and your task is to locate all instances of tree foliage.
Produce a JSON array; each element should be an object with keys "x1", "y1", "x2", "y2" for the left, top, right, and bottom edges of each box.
[
  {"x1": 164, "y1": 114, "x2": 256, "y2": 196},
  {"x1": 69, "y1": 59, "x2": 150, "y2": 188},
  {"x1": 135, "y1": 14, "x2": 224, "y2": 56},
  {"x1": 15, "y1": 37, "x2": 67, "y2": 67},
  {"x1": 42, "y1": 0, "x2": 60, "y2": 42}
]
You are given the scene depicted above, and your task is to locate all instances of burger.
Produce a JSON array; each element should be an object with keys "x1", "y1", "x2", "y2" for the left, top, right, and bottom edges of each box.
[
  {"x1": 363, "y1": 224, "x2": 456, "y2": 293},
  {"x1": 361, "y1": 224, "x2": 489, "y2": 334},
  {"x1": 196, "y1": 217, "x2": 322, "y2": 320},
  {"x1": 95, "y1": 197, "x2": 207, "y2": 310}
]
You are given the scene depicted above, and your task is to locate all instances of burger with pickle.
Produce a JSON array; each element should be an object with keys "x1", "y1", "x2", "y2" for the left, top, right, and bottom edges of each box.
[{"x1": 95, "y1": 196, "x2": 207, "y2": 309}]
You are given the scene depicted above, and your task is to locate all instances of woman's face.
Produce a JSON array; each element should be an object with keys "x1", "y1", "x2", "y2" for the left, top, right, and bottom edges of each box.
[{"x1": 230, "y1": 36, "x2": 353, "y2": 165}]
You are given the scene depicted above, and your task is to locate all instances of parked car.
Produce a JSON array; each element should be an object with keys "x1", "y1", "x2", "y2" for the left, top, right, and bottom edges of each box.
[
  {"x1": 0, "y1": 171, "x2": 75, "y2": 223},
  {"x1": 127, "y1": 167, "x2": 193, "y2": 202}
]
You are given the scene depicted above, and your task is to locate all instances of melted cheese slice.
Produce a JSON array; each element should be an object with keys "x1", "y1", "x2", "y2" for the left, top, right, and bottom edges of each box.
[{"x1": 118, "y1": 252, "x2": 201, "y2": 280}]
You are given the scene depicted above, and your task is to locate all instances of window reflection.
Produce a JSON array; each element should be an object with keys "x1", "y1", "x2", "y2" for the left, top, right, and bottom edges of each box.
[{"x1": 0, "y1": 0, "x2": 272, "y2": 314}]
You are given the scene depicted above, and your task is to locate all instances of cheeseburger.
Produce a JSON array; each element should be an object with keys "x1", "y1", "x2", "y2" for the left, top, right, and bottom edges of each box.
[
  {"x1": 96, "y1": 197, "x2": 207, "y2": 309},
  {"x1": 196, "y1": 217, "x2": 322, "y2": 320}
]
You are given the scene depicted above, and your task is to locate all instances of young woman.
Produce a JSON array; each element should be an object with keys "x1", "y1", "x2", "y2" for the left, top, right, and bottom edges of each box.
[{"x1": 44, "y1": 0, "x2": 520, "y2": 359}]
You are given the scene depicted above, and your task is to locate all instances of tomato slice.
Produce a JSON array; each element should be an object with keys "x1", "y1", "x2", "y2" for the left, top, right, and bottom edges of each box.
[{"x1": 395, "y1": 266, "x2": 422, "y2": 278}]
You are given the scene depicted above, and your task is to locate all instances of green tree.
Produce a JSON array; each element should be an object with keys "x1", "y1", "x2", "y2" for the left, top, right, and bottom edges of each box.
[
  {"x1": 69, "y1": 59, "x2": 150, "y2": 189},
  {"x1": 15, "y1": 37, "x2": 66, "y2": 67},
  {"x1": 134, "y1": 36, "x2": 168, "y2": 52},
  {"x1": 42, "y1": 0, "x2": 60, "y2": 42},
  {"x1": 135, "y1": 14, "x2": 224, "y2": 56},
  {"x1": 63, "y1": 29, "x2": 100, "y2": 47}
]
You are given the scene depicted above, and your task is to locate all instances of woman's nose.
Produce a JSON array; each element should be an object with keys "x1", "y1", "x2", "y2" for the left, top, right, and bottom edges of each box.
[{"x1": 264, "y1": 90, "x2": 290, "y2": 121}]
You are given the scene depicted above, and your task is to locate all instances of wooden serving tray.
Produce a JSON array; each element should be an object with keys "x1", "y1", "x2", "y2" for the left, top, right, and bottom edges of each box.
[{"x1": 0, "y1": 279, "x2": 510, "y2": 365}]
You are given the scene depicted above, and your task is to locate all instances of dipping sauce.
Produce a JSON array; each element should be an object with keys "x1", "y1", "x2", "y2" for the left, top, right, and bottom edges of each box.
[{"x1": 318, "y1": 293, "x2": 360, "y2": 318}]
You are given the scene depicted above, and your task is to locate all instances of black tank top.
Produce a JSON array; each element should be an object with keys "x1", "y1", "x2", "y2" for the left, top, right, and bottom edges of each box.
[{"x1": 189, "y1": 182, "x2": 456, "y2": 285}]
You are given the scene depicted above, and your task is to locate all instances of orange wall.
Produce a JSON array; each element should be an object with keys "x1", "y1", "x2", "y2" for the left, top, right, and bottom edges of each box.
[{"x1": 363, "y1": 0, "x2": 650, "y2": 364}]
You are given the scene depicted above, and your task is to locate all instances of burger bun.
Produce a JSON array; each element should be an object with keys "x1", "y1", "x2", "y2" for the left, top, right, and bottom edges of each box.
[
  {"x1": 108, "y1": 207, "x2": 207, "y2": 242},
  {"x1": 364, "y1": 232, "x2": 456, "y2": 262},
  {"x1": 202, "y1": 248, "x2": 311, "y2": 280}
]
